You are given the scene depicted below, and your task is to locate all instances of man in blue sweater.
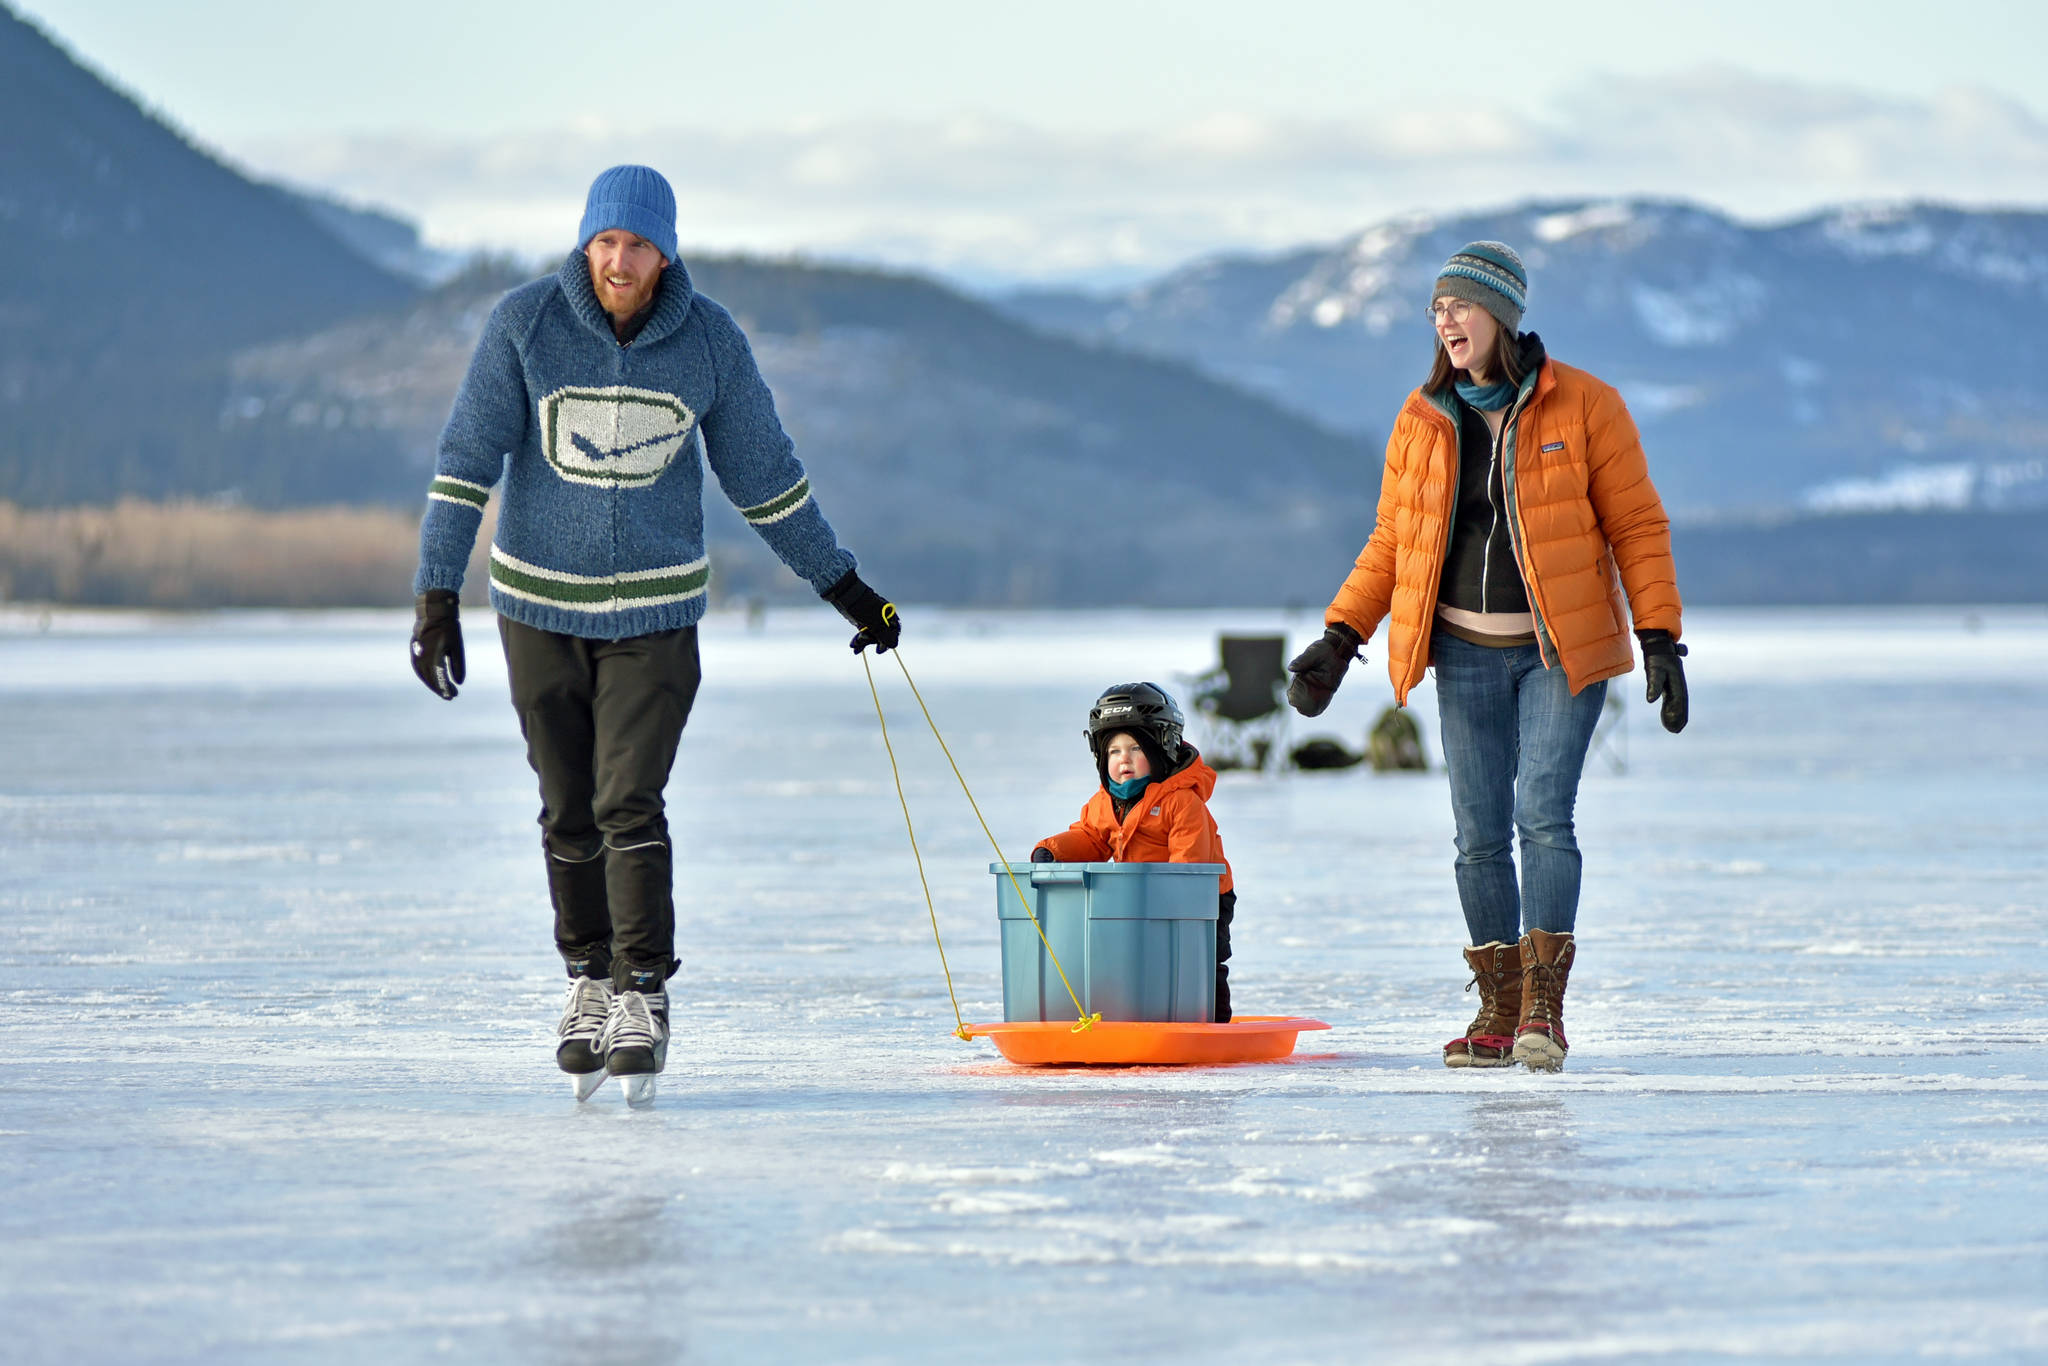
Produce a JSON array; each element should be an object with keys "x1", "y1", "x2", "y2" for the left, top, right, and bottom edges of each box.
[{"x1": 408, "y1": 165, "x2": 899, "y2": 1104}]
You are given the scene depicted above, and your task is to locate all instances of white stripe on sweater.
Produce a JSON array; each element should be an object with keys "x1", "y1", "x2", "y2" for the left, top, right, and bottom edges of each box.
[
  {"x1": 489, "y1": 545, "x2": 708, "y2": 586},
  {"x1": 487, "y1": 579, "x2": 708, "y2": 613}
]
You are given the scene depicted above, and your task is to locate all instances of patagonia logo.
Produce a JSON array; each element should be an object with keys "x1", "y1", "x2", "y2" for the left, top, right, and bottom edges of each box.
[
  {"x1": 1541, "y1": 441, "x2": 1565, "y2": 452},
  {"x1": 1150, "y1": 807, "x2": 1161, "y2": 816}
]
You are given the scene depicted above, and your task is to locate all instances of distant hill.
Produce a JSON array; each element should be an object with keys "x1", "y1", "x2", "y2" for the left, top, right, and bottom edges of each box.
[
  {"x1": 285, "y1": 188, "x2": 473, "y2": 286},
  {"x1": 0, "y1": 3, "x2": 416, "y2": 504},
  {"x1": 1672, "y1": 509, "x2": 2048, "y2": 605},
  {"x1": 999, "y1": 199, "x2": 2048, "y2": 520},
  {"x1": 219, "y1": 256, "x2": 1383, "y2": 605}
]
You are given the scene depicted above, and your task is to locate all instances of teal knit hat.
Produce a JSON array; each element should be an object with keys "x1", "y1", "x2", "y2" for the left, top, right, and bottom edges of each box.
[
  {"x1": 578, "y1": 164, "x2": 677, "y2": 262},
  {"x1": 1434, "y1": 241, "x2": 1528, "y2": 331}
]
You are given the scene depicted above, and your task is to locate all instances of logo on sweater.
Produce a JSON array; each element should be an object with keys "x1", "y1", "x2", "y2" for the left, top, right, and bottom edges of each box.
[{"x1": 540, "y1": 386, "x2": 697, "y2": 487}]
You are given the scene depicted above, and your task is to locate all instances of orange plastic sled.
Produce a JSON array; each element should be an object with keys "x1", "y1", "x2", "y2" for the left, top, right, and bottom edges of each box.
[{"x1": 961, "y1": 1016, "x2": 1331, "y2": 1066}]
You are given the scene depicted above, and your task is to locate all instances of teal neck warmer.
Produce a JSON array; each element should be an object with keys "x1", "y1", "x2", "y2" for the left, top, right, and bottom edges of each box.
[
  {"x1": 1106, "y1": 774, "x2": 1152, "y2": 801},
  {"x1": 1455, "y1": 376, "x2": 1517, "y2": 411}
]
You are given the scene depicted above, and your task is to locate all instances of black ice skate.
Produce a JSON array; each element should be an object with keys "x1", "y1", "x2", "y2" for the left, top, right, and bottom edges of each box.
[
  {"x1": 600, "y1": 979, "x2": 669, "y2": 1107},
  {"x1": 556, "y1": 975, "x2": 615, "y2": 1101}
]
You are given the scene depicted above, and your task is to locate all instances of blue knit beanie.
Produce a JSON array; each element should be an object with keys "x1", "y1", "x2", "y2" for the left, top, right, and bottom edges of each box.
[
  {"x1": 1434, "y1": 241, "x2": 1528, "y2": 331},
  {"x1": 578, "y1": 164, "x2": 677, "y2": 263}
]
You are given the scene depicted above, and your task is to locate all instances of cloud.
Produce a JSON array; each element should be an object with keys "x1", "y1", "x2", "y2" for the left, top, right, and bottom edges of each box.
[
  {"x1": 1547, "y1": 69, "x2": 2048, "y2": 197},
  {"x1": 227, "y1": 69, "x2": 2048, "y2": 288}
]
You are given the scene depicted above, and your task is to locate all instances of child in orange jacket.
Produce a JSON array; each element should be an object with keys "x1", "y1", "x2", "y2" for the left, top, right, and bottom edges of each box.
[{"x1": 1030, "y1": 683, "x2": 1238, "y2": 1021}]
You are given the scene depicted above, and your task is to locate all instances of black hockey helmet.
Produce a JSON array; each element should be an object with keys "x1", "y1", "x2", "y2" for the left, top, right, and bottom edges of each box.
[{"x1": 1086, "y1": 682, "x2": 1186, "y2": 768}]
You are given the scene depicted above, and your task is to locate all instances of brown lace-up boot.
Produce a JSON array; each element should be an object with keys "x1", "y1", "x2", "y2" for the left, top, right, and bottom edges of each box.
[
  {"x1": 1513, "y1": 929, "x2": 1576, "y2": 1071},
  {"x1": 1443, "y1": 941, "x2": 1522, "y2": 1068}
]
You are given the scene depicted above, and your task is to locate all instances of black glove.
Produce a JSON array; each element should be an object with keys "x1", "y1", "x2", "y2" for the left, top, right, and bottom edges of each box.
[
  {"x1": 821, "y1": 569, "x2": 901, "y2": 654},
  {"x1": 1029, "y1": 846, "x2": 1057, "y2": 863},
  {"x1": 1286, "y1": 622, "x2": 1363, "y2": 718},
  {"x1": 410, "y1": 590, "x2": 465, "y2": 700},
  {"x1": 1637, "y1": 629, "x2": 1688, "y2": 734}
]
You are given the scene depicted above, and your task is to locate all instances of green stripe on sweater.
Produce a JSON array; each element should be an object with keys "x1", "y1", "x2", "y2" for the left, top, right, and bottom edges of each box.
[
  {"x1": 740, "y1": 478, "x2": 810, "y2": 524},
  {"x1": 490, "y1": 560, "x2": 709, "y2": 604},
  {"x1": 429, "y1": 478, "x2": 491, "y2": 508}
]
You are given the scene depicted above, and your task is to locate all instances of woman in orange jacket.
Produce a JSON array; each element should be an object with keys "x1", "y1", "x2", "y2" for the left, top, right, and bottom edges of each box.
[
  {"x1": 1031, "y1": 683, "x2": 1237, "y2": 1020},
  {"x1": 1285, "y1": 241, "x2": 1689, "y2": 1072}
]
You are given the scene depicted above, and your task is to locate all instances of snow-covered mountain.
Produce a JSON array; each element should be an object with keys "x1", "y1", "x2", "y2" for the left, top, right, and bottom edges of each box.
[
  {"x1": 5, "y1": 0, "x2": 2041, "y2": 606},
  {"x1": 1000, "y1": 199, "x2": 2048, "y2": 518}
]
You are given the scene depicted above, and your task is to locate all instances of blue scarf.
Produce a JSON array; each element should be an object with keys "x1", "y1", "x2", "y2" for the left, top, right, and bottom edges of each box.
[
  {"x1": 1454, "y1": 376, "x2": 1517, "y2": 411},
  {"x1": 1106, "y1": 774, "x2": 1152, "y2": 801}
]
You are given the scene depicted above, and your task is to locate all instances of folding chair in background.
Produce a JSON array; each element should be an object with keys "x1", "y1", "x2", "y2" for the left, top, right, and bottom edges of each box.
[{"x1": 1188, "y1": 634, "x2": 1289, "y2": 773}]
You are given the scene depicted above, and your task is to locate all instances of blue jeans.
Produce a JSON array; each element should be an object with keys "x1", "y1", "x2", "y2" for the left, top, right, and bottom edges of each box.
[{"x1": 1431, "y1": 632, "x2": 1606, "y2": 946}]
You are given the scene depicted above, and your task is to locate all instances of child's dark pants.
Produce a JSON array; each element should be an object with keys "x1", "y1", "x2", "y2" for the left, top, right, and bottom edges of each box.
[
  {"x1": 500, "y1": 617, "x2": 702, "y2": 990},
  {"x1": 1216, "y1": 890, "x2": 1236, "y2": 1022}
]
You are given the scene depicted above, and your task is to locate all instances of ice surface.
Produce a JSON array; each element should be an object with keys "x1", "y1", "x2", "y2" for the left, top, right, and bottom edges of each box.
[{"x1": 3, "y1": 605, "x2": 2046, "y2": 1364}]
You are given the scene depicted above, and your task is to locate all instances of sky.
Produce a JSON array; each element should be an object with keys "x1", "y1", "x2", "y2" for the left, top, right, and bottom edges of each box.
[{"x1": 17, "y1": 0, "x2": 2048, "y2": 288}]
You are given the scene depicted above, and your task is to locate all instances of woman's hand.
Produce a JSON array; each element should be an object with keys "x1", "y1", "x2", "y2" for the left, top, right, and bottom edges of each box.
[
  {"x1": 1286, "y1": 623, "x2": 1364, "y2": 717},
  {"x1": 1637, "y1": 630, "x2": 1688, "y2": 733}
]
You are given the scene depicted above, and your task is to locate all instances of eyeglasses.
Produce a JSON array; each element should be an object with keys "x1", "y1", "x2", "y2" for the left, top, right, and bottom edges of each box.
[{"x1": 1427, "y1": 299, "x2": 1477, "y2": 325}]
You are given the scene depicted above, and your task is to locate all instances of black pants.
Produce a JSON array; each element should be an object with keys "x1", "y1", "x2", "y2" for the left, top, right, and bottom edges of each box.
[
  {"x1": 500, "y1": 618, "x2": 702, "y2": 987},
  {"x1": 1217, "y1": 889, "x2": 1236, "y2": 1023}
]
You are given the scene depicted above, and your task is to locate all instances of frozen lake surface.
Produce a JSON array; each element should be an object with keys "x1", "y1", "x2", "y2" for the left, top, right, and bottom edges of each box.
[{"x1": 3, "y1": 604, "x2": 2046, "y2": 1364}]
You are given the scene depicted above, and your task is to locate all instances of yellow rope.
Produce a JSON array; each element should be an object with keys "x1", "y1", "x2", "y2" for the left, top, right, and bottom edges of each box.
[
  {"x1": 887, "y1": 650, "x2": 1099, "y2": 1033},
  {"x1": 861, "y1": 650, "x2": 971, "y2": 1041}
]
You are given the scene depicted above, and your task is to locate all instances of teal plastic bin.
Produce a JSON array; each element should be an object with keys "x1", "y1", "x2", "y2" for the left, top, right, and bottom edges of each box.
[{"x1": 991, "y1": 862, "x2": 1222, "y2": 1023}]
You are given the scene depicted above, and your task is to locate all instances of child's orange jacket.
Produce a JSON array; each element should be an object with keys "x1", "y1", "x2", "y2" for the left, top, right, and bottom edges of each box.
[{"x1": 1032, "y1": 754, "x2": 1233, "y2": 893}]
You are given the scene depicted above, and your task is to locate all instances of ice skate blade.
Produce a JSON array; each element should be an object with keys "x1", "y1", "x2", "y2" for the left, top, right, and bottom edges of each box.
[
  {"x1": 570, "y1": 1070, "x2": 608, "y2": 1101},
  {"x1": 620, "y1": 1074, "x2": 658, "y2": 1106}
]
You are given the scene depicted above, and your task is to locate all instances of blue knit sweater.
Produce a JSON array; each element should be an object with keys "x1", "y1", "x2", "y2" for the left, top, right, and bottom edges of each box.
[{"x1": 413, "y1": 251, "x2": 855, "y2": 638}]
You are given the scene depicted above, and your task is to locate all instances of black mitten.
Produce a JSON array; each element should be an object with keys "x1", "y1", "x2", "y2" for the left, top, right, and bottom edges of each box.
[
  {"x1": 1637, "y1": 629, "x2": 1689, "y2": 734},
  {"x1": 821, "y1": 569, "x2": 902, "y2": 654},
  {"x1": 1028, "y1": 846, "x2": 1057, "y2": 864},
  {"x1": 410, "y1": 590, "x2": 465, "y2": 700},
  {"x1": 1286, "y1": 622, "x2": 1364, "y2": 718}
]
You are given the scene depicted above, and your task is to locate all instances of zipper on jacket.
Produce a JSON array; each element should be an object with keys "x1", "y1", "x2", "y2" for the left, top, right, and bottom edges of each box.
[
  {"x1": 1416, "y1": 391, "x2": 1462, "y2": 676},
  {"x1": 1497, "y1": 380, "x2": 1559, "y2": 668},
  {"x1": 1483, "y1": 419, "x2": 1507, "y2": 611}
]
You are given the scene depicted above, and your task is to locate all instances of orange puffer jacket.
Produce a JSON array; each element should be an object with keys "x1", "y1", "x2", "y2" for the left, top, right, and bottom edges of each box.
[
  {"x1": 1033, "y1": 754, "x2": 1234, "y2": 893},
  {"x1": 1328, "y1": 358, "x2": 1682, "y2": 703}
]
